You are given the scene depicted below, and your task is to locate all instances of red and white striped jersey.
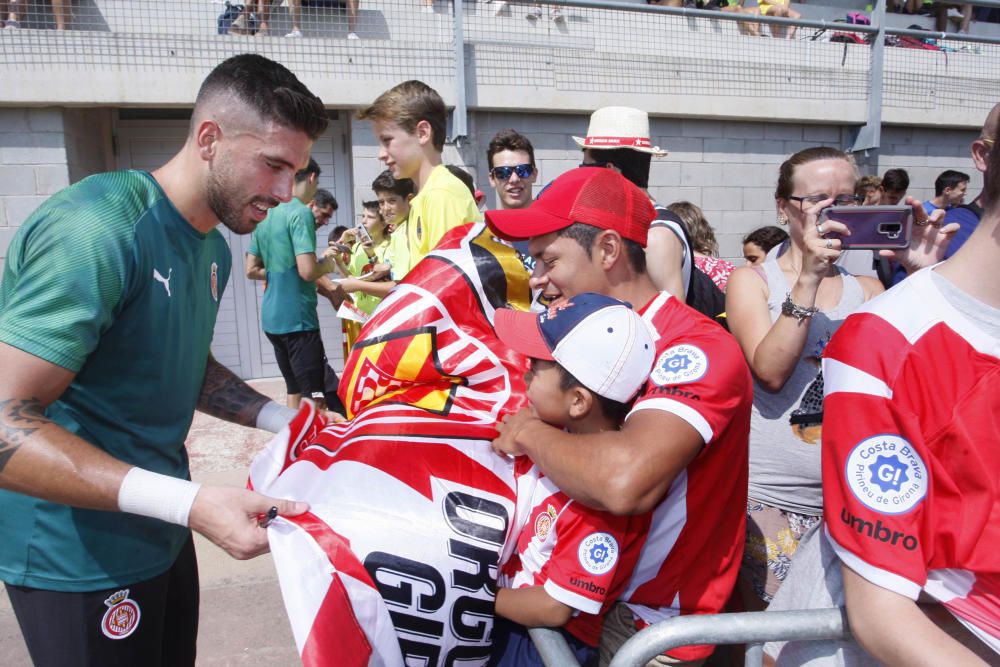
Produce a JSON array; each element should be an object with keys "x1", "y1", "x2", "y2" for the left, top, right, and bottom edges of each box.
[
  {"x1": 823, "y1": 268, "x2": 1000, "y2": 656},
  {"x1": 500, "y1": 461, "x2": 649, "y2": 647},
  {"x1": 620, "y1": 293, "x2": 753, "y2": 662}
]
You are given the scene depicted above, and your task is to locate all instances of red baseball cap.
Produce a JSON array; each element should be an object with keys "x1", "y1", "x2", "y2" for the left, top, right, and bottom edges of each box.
[{"x1": 484, "y1": 167, "x2": 655, "y2": 247}]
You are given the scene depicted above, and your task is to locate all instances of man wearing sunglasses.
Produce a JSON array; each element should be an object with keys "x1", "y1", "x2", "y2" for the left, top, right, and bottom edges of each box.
[{"x1": 487, "y1": 129, "x2": 538, "y2": 210}]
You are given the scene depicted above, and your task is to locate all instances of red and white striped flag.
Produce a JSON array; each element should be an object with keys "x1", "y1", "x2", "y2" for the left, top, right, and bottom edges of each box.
[{"x1": 251, "y1": 223, "x2": 537, "y2": 666}]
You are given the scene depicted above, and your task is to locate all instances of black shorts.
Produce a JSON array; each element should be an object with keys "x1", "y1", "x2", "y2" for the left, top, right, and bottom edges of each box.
[
  {"x1": 6, "y1": 535, "x2": 199, "y2": 667},
  {"x1": 265, "y1": 329, "x2": 328, "y2": 398}
]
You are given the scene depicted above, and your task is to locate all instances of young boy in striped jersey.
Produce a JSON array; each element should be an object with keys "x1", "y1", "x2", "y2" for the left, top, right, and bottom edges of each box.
[{"x1": 490, "y1": 293, "x2": 655, "y2": 667}]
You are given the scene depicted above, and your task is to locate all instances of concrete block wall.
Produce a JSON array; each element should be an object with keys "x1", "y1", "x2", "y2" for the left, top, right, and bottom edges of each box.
[
  {"x1": 64, "y1": 108, "x2": 115, "y2": 185},
  {"x1": 0, "y1": 108, "x2": 74, "y2": 274},
  {"x1": 1, "y1": 107, "x2": 982, "y2": 273},
  {"x1": 348, "y1": 110, "x2": 981, "y2": 262}
]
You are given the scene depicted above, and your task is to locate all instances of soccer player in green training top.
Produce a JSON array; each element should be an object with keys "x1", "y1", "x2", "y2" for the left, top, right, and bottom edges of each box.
[{"x1": 0, "y1": 54, "x2": 326, "y2": 666}]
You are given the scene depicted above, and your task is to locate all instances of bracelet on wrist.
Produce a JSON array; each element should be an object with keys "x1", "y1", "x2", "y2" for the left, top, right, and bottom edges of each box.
[{"x1": 781, "y1": 293, "x2": 819, "y2": 323}]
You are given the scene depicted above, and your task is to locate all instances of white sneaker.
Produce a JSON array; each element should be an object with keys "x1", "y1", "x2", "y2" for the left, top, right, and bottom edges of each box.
[
  {"x1": 550, "y1": 7, "x2": 564, "y2": 21},
  {"x1": 525, "y1": 4, "x2": 541, "y2": 19},
  {"x1": 493, "y1": 0, "x2": 507, "y2": 15},
  {"x1": 347, "y1": 31, "x2": 359, "y2": 39},
  {"x1": 284, "y1": 28, "x2": 302, "y2": 37},
  {"x1": 946, "y1": 7, "x2": 962, "y2": 18}
]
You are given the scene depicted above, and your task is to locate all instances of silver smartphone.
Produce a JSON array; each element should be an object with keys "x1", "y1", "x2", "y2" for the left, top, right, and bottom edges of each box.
[
  {"x1": 819, "y1": 205, "x2": 913, "y2": 250},
  {"x1": 355, "y1": 220, "x2": 374, "y2": 245}
]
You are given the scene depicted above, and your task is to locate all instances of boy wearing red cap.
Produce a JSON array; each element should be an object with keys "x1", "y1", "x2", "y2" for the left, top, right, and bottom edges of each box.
[
  {"x1": 490, "y1": 293, "x2": 655, "y2": 666},
  {"x1": 487, "y1": 168, "x2": 752, "y2": 665}
]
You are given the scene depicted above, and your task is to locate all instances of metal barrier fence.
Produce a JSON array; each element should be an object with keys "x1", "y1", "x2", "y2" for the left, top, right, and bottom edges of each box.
[
  {"x1": 526, "y1": 608, "x2": 852, "y2": 666},
  {"x1": 0, "y1": 0, "x2": 457, "y2": 79},
  {"x1": 608, "y1": 608, "x2": 851, "y2": 667},
  {"x1": 465, "y1": 0, "x2": 874, "y2": 103},
  {"x1": 3, "y1": 0, "x2": 998, "y2": 142}
]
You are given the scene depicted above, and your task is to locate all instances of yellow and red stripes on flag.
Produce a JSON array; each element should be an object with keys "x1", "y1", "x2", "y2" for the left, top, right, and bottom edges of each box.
[{"x1": 251, "y1": 223, "x2": 539, "y2": 666}]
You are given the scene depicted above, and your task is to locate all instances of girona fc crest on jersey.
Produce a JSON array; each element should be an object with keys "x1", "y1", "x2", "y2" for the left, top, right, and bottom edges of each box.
[
  {"x1": 534, "y1": 504, "x2": 558, "y2": 540},
  {"x1": 101, "y1": 589, "x2": 141, "y2": 639},
  {"x1": 210, "y1": 262, "x2": 219, "y2": 302}
]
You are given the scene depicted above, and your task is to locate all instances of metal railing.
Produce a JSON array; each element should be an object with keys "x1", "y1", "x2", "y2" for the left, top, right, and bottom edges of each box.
[
  {"x1": 3, "y1": 0, "x2": 998, "y2": 138},
  {"x1": 527, "y1": 608, "x2": 852, "y2": 666},
  {"x1": 2, "y1": 0, "x2": 998, "y2": 129},
  {"x1": 608, "y1": 608, "x2": 851, "y2": 667},
  {"x1": 529, "y1": 627, "x2": 587, "y2": 666}
]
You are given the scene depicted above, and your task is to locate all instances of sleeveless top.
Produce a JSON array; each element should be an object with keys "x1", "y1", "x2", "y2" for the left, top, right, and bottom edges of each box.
[{"x1": 746, "y1": 259, "x2": 865, "y2": 515}]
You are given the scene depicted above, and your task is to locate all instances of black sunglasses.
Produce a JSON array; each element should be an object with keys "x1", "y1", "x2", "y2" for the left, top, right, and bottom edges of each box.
[{"x1": 490, "y1": 164, "x2": 534, "y2": 180}]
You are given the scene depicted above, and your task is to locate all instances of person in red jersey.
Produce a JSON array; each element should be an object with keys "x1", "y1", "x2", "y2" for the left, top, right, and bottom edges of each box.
[
  {"x1": 491, "y1": 293, "x2": 655, "y2": 667},
  {"x1": 822, "y1": 115, "x2": 1000, "y2": 665},
  {"x1": 487, "y1": 167, "x2": 753, "y2": 666}
]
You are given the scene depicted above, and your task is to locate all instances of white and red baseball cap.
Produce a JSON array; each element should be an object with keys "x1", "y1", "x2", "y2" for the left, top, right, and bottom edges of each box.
[
  {"x1": 495, "y1": 293, "x2": 656, "y2": 403},
  {"x1": 573, "y1": 106, "x2": 668, "y2": 156}
]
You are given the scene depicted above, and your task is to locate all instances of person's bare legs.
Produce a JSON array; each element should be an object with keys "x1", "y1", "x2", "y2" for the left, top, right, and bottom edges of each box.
[
  {"x1": 785, "y1": 7, "x2": 799, "y2": 37},
  {"x1": 286, "y1": 0, "x2": 301, "y2": 34},
  {"x1": 51, "y1": 0, "x2": 68, "y2": 30},
  {"x1": 723, "y1": 5, "x2": 761, "y2": 37},
  {"x1": 957, "y1": 3, "x2": 972, "y2": 32},
  {"x1": 347, "y1": 0, "x2": 358, "y2": 36},
  {"x1": 766, "y1": 4, "x2": 798, "y2": 38},
  {"x1": 936, "y1": 2, "x2": 972, "y2": 31},
  {"x1": 4, "y1": 0, "x2": 18, "y2": 27},
  {"x1": 255, "y1": 0, "x2": 270, "y2": 35}
]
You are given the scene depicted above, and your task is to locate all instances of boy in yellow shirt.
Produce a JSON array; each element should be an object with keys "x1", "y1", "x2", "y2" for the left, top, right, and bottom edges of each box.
[{"x1": 358, "y1": 80, "x2": 482, "y2": 274}]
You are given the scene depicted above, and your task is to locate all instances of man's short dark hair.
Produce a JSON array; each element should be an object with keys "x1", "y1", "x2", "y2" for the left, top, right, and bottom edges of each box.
[
  {"x1": 934, "y1": 169, "x2": 970, "y2": 196},
  {"x1": 487, "y1": 129, "x2": 536, "y2": 169},
  {"x1": 446, "y1": 165, "x2": 477, "y2": 198},
  {"x1": 312, "y1": 188, "x2": 337, "y2": 210},
  {"x1": 742, "y1": 225, "x2": 788, "y2": 253},
  {"x1": 371, "y1": 169, "x2": 415, "y2": 198},
  {"x1": 362, "y1": 200, "x2": 381, "y2": 215},
  {"x1": 585, "y1": 148, "x2": 652, "y2": 190},
  {"x1": 556, "y1": 222, "x2": 646, "y2": 273},
  {"x1": 328, "y1": 225, "x2": 348, "y2": 244},
  {"x1": 295, "y1": 158, "x2": 321, "y2": 183},
  {"x1": 881, "y1": 168, "x2": 910, "y2": 193},
  {"x1": 194, "y1": 54, "x2": 328, "y2": 140}
]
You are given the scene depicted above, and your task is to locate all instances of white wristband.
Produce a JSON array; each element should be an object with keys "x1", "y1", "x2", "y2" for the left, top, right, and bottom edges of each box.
[
  {"x1": 117, "y1": 467, "x2": 201, "y2": 527},
  {"x1": 255, "y1": 401, "x2": 297, "y2": 433}
]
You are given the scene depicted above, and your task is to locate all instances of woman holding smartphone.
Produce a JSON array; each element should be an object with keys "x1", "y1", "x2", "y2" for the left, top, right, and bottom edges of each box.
[{"x1": 725, "y1": 146, "x2": 887, "y2": 609}]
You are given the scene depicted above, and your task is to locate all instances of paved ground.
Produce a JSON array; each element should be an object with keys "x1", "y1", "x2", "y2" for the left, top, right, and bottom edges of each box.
[{"x1": 0, "y1": 379, "x2": 303, "y2": 666}]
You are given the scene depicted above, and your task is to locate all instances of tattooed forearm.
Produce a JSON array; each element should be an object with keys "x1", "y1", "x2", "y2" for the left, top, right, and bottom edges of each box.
[
  {"x1": 197, "y1": 356, "x2": 271, "y2": 427},
  {"x1": 0, "y1": 398, "x2": 50, "y2": 474}
]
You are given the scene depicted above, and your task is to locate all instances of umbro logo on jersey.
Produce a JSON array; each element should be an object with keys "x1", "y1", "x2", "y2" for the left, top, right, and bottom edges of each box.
[{"x1": 153, "y1": 268, "x2": 172, "y2": 297}]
